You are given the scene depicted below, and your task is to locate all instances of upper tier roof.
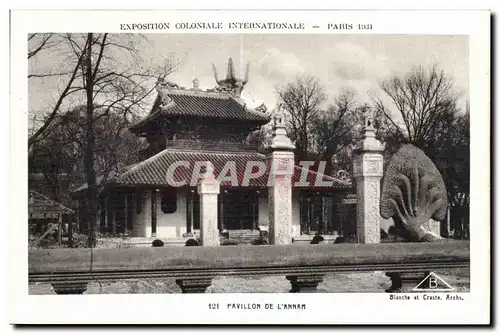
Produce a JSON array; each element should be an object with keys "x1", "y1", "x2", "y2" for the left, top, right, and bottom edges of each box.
[{"x1": 130, "y1": 88, "x2": 270, "y2": 134}]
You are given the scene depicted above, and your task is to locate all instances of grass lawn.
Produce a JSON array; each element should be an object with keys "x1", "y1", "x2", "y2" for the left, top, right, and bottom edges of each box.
[{"x1": 29, "y1": 269, "x2": 469, "y2": 294}]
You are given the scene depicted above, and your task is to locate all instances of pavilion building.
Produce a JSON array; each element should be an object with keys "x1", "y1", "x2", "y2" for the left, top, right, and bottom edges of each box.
[{"x1": 73, "y1": 58, "x2": 353, "y2": 244}]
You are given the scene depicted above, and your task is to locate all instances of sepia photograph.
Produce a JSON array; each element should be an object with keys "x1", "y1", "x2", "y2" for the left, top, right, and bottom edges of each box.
[
  {"x1": 27, "y1": 33, "x2": 471, "y2": 294},
  {"x1": 9, "y1": 8, "x2": 490, "y2": 325}
]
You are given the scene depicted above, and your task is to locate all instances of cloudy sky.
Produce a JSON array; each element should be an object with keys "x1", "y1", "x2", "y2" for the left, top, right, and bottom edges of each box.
[
  {"x1": 148, "y1": 34, "x2": 469, "y2": 109},
  {"x1": 29, "y1": 34, "x2": 469, "y2": 117}
]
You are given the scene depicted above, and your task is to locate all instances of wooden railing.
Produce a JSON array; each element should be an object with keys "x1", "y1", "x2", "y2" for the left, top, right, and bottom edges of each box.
[{"x1": 28, "y1": 241, "x2": 470, "y2": 294}]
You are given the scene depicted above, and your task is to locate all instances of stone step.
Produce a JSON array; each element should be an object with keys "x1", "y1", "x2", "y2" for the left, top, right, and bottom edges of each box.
[{"x1": 224, "y1": 230, "x2": 261, "y2": 244}]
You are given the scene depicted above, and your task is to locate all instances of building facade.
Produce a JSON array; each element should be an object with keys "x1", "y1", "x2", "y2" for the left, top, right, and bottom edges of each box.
[{"x1": 73, "y1": 58, "x2": 353, "y2": 243}]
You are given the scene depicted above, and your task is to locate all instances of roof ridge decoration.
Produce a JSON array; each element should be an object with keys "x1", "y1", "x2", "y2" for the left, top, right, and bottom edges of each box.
[
  {"x1": 166, "y1": 148, "x2": 264, "y2": 156},
  {"x1": 209, "y1": 57, "x2": 249, "y2": 97},
  {"x1": 161, "y1": 88, "x2": 232, "y2": 99},
  {"x1": 156, "y1": 78, "x2": 181, "y2": 109},
  {"x1": 255, "y1": 103, "x2": 268, "y2": 114}
]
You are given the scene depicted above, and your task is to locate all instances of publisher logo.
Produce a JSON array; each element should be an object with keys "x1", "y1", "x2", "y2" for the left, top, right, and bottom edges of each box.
[{"x1": 413, "y1": 272, "x2": 455, "y2": 292}]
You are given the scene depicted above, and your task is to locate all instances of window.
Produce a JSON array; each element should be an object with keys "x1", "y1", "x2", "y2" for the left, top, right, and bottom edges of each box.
[{"x1": 161, "y1": 189, "x2": 177, "y2": 213}]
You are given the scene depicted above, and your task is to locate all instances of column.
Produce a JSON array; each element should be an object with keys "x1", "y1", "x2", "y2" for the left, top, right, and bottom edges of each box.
[
  {"x1": 103, "y1": 196, "x2": 108, "y2": 229},
  {"x1": 112, "y1": 195, "x2": 117, "y2": 236},
  {"x1": 186, "y1": 190, "x2": 192, "y2": 234},
  {"x1": 124, "y1": 193, "x2": 129, "y2": 234},
  {"x1": 190, "y1": 191, "x2": 195, "y2": 234},
  {"x1": 197, "y1": 173, "x2": 220, "y2": 246},
  {"x1": 320, "y1": 195, "x2": 325, "y2": 234},
  {"x1": 267, "y1": 107, "x2": 295, "y2": 245},
  {"x1": 252, "y1": 191, "x2": 257, "y2": 230},
  {"x1": 57, "y1": 215, "x2": 62, "y2": 246},
  {"x1": 352, "y1": 109, "x2": 384, "y2": 244},
  {"x1": 217, "y1": 193, "x2": 224, "y2": 231},
  {"x1": 151, "y1": 189, "x2": 158, "y2": 238},
  {"x1": 68, "y1": 212, "x2": 73, "y2": 248}
]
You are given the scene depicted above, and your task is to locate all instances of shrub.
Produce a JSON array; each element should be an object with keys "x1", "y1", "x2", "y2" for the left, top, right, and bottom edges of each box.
[
  {"x1": 71, "y1": 233, "x2": 89, "y2": 248},
  {"x1": 251, "y1": 236, "x2": 268, "y2": 245},
  {"x1": 310, "y1": 235, "x2": 325, "y2": 244},
  {"x1": 152, "y1": 239, "x2": 164, "y2": 247},
  {"x1": 252, "y1": 229, "x2": 269, "y2": 245},
  {"x1": 333, "y1": 236, "x2": 346, "y2": 244},
  {"x1": 221, "y1": 239, "x2": 238, "y2": 246},
  {"x1": 185, "y1": 239, "x2": 200, "y2": 247}
]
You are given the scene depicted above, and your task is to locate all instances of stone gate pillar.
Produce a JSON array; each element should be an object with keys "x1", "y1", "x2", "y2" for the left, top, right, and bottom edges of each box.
[
  {"x1": 353, "y1": 110, "x2": 384, "y2": 244},
  {"x1": 267, "y1": 108, "x2": 295, "y2": 245},
  {"x1": 197, "y1": 171, "x2": 220, "y2": 246}
]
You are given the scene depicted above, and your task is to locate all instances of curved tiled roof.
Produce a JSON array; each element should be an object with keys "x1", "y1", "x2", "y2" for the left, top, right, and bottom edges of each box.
[
  {"x1": 29, "y1": 190, "x2": 74, "y2": 216},
  {"x1": 116, "y1": 148, "x2": 352, "y2": 189},
  {"x1": 130, "y1": 90, "x2": 270, "y2": 133}
]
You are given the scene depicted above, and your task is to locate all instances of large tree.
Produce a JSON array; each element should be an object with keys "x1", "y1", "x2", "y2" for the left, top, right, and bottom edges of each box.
[
  {"x1": 29, "y1": 106, "x2": 146, "y2": 203},
  {"x1": 276, "y1": 75, "x2": 326, "y2": 160},
  {"x1": 374, "y1": 65, "x2": 469, "y2": 238},
  {"x1": 311, "y1": 89, "x2": 357, "y2": 174},
  {"x1": 28, "y1": 33, "x2": 182, "y2": 246},
  {"x1": 432, "y1": 108, "x2": 470, "y2": 238},
  {"x1": 373, "y1": 65, "x2": 460, "y2": 150}
]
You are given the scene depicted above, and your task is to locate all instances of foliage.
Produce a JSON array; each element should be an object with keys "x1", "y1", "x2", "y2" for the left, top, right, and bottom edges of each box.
[
  {"x1": 251, "y1": 230, "x2": 269, "y2": 245},
  {"x1": 310, "y1": 235, "x2": 325, "y2": 244},
  {"x1": 221, "y1": 239, "x2": 239, "y2": 246},
  {"x1": 276, "y1": 75, "x2": 326, "y2": 159},
  {"x1": 29, "y1": 33, "x2": 183, "y2": 246},
  {"x1": 374, "y1": 65, "x2": 460, "y2": 148},
  {"x1": 71, "y1": 233, "x2": 89, "y2": 248},
  {"x1": 152, "y1": 239, "x2": 165, "y2": 247},
  {"x1": 275, "y1": 75, "x2": 357, "y2": 173},
  {"x1": 374, "y1": 65, "x2": 469, "y2": 238},
  {"x1": 185, "y1": 239, "x2": 200, "y2": 246},
  {"x1": 29, "y1": 106, "x2": 146, "y2": 202}
]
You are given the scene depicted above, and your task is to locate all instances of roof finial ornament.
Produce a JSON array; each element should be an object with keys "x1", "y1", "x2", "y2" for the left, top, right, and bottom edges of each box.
[
  {"x1": 192, "y1": 77, "x2": 200, "y2": 90},
  {"x1": 211, "y1": 57, "x2": 250, "y2": 97},
  {"x1": 354, "y1": 105, "x2": 384, "y2": 152},
  {"x1": 255, "y1": 103, "x2": 268, "y2": 113},
  {"x1": 364, "y1": 106, "x2": 375, "y2": 131},
  {"x1": 270, "y1": 104, "x2": 295, "y2": 151}
]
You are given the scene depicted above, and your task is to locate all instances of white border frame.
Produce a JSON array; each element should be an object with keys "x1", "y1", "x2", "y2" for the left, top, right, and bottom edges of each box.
[{"x1": 8, "y1": 7, "x2": 490, "y2": 325}]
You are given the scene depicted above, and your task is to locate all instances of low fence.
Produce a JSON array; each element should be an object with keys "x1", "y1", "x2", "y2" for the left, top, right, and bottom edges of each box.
[{"x1": 29, "y1": 241, "x2": 470, "y2": 294}]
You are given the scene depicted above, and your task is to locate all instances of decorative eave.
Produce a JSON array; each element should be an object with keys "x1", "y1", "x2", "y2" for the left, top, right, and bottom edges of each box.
[{"x1": 111, "y1": 147, "x2": 352, "y2": 189}]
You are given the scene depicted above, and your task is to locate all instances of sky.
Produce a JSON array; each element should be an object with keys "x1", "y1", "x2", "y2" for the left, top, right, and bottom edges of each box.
[{"x1": 29, "y1": 34, "x2": 469, "y2": 119}]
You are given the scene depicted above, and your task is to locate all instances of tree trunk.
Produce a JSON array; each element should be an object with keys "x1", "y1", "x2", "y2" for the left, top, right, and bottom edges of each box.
[{"x1": 84, "y1": 33, "x2": 98, "y2": 247}]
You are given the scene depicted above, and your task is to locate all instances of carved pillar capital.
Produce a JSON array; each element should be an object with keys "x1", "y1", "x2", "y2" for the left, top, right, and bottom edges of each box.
[
  {"x1": 353, "y1": 153, "x2": 384, "y2": 179},
  {"x1": 52, "y1": 282, "x2": 88, "y2": 294},
  {"x1": 286, "y1": 275, "x2": 324, "y2": 293},
  {"x1": 176, "y1": 278, "x2": 213, "y2": 293}
]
